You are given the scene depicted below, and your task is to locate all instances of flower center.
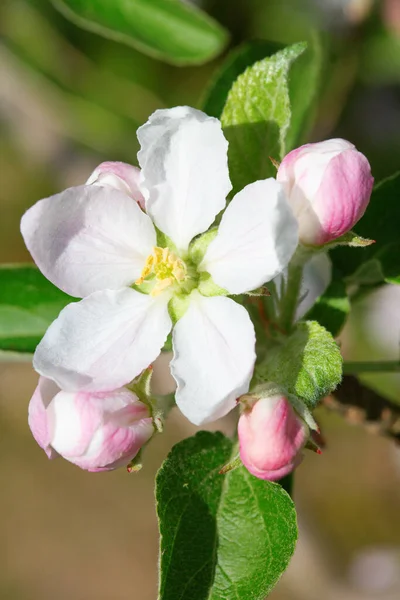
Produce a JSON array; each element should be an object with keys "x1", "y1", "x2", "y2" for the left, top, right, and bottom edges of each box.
[{"x1": 136, "y1": 246, "x2": 187, "y2": 296}]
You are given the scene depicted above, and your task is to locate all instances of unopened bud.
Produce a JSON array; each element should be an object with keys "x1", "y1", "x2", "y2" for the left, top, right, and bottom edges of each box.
[
  {"x1": 28, "y1": 376, "x2": 154, "y2": 472},
  {"x1": 277, "y1": 139, "x2": 373, "y2": 245},
  {"x1": 238, "y1": 393, "x2": 309, "y2": 481}
]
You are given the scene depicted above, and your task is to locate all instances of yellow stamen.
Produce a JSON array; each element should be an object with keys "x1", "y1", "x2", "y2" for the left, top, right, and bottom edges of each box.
[{"x1": 135, "y1": 246, "x2": 187, "y2": 296}]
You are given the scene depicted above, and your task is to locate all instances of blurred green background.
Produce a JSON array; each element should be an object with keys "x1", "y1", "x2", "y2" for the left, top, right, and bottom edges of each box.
[{"x1": 1, "y1": 0, "x2": 399, "y2": 598}]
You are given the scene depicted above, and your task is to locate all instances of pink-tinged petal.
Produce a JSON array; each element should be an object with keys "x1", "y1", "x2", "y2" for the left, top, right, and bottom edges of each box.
[
  {"x1": 48, "y1": 387, "x2": 154, "y2": 471},
  {"x1": 171, "y1": 293, "x2": 256, "y2": 425},
  {"x1": 21, "y1": 185, "x2": 156, "y2": 298},
  {"x1": 28, "y1": 376, "x2": 60, "y2": 459},
  {"x1": 137, "y1": 106, "x2": 231, "y2": 251},
  {"x1": 33, "y1": 289, "x2": 172, "y2": 392},
  {"x1": 201, "y1": 179, "x2": 298, "y2": 294},
  {"x1": 238, "y1": 395, "x2": 309, "y2": 481},
  {"x1": 314, "y1": 148, "x2": 374, "y2": 243},
  {"x1": 86, "y1": 161, "x2": 145, "y2": 209}
]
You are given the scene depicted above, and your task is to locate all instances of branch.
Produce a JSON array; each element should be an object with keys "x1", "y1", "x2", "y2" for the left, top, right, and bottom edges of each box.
[{"x1": 323, "y1": 375, "x2": 400, "y2": 443}]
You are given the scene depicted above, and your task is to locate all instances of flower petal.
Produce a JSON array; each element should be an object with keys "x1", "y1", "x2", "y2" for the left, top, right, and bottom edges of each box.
[
  {"x1": 137, "y1": 106, "x2": 231, "y2": 251},
  {"x1": 28, "y1": 376, "x2": 60, "y2": 459},
  {"x1": 200, "y1": 179, "x2": 299, "y2": 294},
  {"x1": 48, "y1": 387, "x2": 153, "y2": 471},
  {"x1": 86, "y1": 161, "x2": 145, "y2": 209},
  {"x1": 296, "y1": 253, "x2": 332, "y2": 319},
  {"x1": 21, "y1": 185, "x2": 156, "y2": 298},
  {"x1": 273, "y1": 253, "x2": 332, "y2": 320},
  {"x1": 171, "y1": 293, "x2": 256, "y2": 425},
  {"x1": 33, "y1": 289, "x2": 172, "y2": 392}
]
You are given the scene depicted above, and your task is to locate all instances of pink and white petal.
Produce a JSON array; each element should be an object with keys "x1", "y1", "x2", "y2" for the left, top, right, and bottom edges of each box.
[
  {"x1": 48, "y1": 388, "x2": 153, "y2": 471},
  {"x1": 86, "y1": 161, "x2": 145, "y2": 209},
  {"x1": 314, "y1": 148, "x2": 373, "y2": 242},
  {"x1": 21, "y1": 185, "x2": 156, "y2": 298},
  {"x1": 78, "y1": 398, "x2": 154, "y2": 472},
  {"x1": 47, "y1": 390, "x2": 101, "y2": 459},
  {"x1": 28, "y1": 376, "x2": 60, "y2": 459},
  {"x1": 200, "y1": 179, "x2": 299, "y2": 294},
  {"x1": 33, "y1": 289, "x2": 172, "y2": 392},
  {"x1": 137, "y1": 107, "x2": 231, "y2": 252},
  {"x1": 171, "y1": 293, "x2": 256, "y2": 425}
]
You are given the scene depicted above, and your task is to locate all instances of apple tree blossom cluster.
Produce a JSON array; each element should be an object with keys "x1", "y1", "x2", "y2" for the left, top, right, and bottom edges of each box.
[{"x1": 21, "y1": 106, "x2": 373, "y2": 477}]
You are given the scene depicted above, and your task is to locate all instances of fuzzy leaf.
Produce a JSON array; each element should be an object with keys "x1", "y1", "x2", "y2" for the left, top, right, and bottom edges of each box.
[
  {"x1": 156, "y1": 431, "x2": 297, "y2": 600},
  {"x1": 256, "y1": 321, "x2": 343, "y2": 409},
  {"x1": 221, "y1": 41, "x2": 322, "y2": 193},
  {"x1": 202, "y1": 40, "x2": 283, "y2": 118}
]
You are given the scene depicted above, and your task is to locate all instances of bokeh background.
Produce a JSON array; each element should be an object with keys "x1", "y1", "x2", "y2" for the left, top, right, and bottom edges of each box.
[{"x1": 1, "y1": 0, "x2": 399, "y2": 598}]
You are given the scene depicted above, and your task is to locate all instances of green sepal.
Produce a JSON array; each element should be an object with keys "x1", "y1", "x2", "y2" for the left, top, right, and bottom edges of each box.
[
  {"x1": 189, "y1": 228, "x2": 218, "y2": 265},
  {"x1": 320, "y1": 230, "x2": 375, "y2": 250},
  {"x1": 245, "y1": 286, "x2": 271, "y2": 297},
  {"x1": 168, "y1": 293, "x2": 191, "y2": 323},
  {"x1": 197, "y1": 272, "x2": 228, "y2": 297},
  {"x1": 126, "y1": 450, "x2": 143, "y2": 473},
  {"x1": 128, "y1": 365, "x2": 153, "y2": 405}
]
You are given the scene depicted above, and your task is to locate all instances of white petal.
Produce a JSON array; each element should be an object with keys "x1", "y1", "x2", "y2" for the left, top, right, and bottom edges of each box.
[
  {"x1": 200, "y1": 179, "x2": 299, "y2": 294},
  {"x1": 296, "y1": 253, "x2": 332, "y2": 319},
  {"x1": 171, "y1": 293, "x2": 256, "y2": 425},
  {"x1": 33, "y1": 289, "x2": 172, "y2": 392},
  {"x1": 137, "y1": 106, "x2": 231, "y2": 251},
  {"x1": 273, "y1": 253, "x2": 332, "y2": 320},
  {"x1": 21, "y1": 185, "x2": 156, "y2": 298}
]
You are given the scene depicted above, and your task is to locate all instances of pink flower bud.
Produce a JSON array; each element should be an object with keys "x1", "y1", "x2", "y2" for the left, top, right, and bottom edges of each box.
[
  {"x1": 238, "y1": 395, "x2": 309, "y2": 481},
  {"x1": 86, "y1": 161, "x2": 145, "y2": 209},
  {"x1": 28, "y1": 377, "x2": 154, "y2": 472},
  {"x1": 277, "y1": 139, "x2": 374, "y2": 245}
]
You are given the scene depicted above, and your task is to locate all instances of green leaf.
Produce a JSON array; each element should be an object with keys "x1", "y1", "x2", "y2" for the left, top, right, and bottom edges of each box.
[
  {"x1": 202, "y1": 40, "x2": 283, "y2": 118},
  {"x1": 220, "y1": 41, "x2": 322, "y2": 194},
  {"x1": 156, "y1": 431, "x2": 297, "y2": 600},
  {"x1": 0, "y1": 265, "x2": 73, "y2": 354},
  {"x1": 332, "y1": 171, "x2": 400, "y2": 284},
  {"x1": 256, "y1": 321, "x2": 343, "y2": 409},
  {"x1": 305, "y1": 278, "x2": 350, "y2": 337},
  {"x1": 52, "y1": 0, "x2": 229, "y2": 65}
]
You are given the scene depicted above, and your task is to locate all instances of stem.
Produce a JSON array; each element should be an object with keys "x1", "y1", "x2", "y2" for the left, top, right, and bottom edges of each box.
[
  {"x1": 343, "y1": 360, "x2": 400, "y2": 374},
  {"x1": 278, "y1": 262, "x2": 303, "y2": 333}
]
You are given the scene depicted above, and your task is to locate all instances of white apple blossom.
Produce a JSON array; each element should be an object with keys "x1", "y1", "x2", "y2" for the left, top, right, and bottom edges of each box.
[{"x1": 21, "y1": 106, "x2": 298, "y2": 425}]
